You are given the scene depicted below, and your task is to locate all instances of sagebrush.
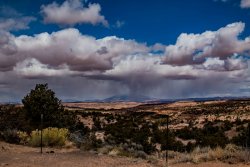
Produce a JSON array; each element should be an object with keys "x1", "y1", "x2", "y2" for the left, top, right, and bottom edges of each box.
[{"x1": 29, "y1": 127, "x2": 68, "y2": 147}]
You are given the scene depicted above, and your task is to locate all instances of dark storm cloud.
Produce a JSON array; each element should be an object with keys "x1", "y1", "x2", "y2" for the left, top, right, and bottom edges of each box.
[
  {"x1": 0, "y1": 28, "x2": 148, "y2": 75},
  {"x1": 0, "y1": 22, "x2": 250, "y2": 101}
]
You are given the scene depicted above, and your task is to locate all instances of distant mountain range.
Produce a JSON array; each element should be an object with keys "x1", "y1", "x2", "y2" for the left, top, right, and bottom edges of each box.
[
  {"x1": 2, "y1": 95, "x2": 250, "y2": 104},
  {"x1": 86, "y1": 95, "x2": 250, "y2": 103},
  {"x1": 100, "y1": 95, "x2": 155, "y2": 102}
]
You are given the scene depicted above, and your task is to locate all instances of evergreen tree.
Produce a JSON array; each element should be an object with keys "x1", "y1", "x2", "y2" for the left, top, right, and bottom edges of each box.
[{"x1": 22, "y1": 84, "x2": 68, "y2": 129}]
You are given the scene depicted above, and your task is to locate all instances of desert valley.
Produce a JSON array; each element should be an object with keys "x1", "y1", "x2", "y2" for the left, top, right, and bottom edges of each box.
[{"x1": 1, "y1": 95, "x2": 250, "y2": 166}]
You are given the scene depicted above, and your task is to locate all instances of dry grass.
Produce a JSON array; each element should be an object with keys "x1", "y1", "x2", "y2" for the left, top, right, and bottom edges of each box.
[{"x1": 172, "y1": 144, "x2": 250, "y2": 164}]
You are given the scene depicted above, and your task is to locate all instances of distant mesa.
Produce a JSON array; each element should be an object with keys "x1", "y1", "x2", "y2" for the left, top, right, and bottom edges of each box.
[
  {"x1": 64, "y1": 95, "x2": 250, "y2": 103},
  {"x1": 101, "y1": 95, "x2": 155, "y2": 102},
  {"x1": 97, "y1": 96, "x2": 250, "y2": 103}
]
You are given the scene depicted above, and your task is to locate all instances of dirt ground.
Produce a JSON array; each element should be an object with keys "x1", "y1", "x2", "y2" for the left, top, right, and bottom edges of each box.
[
  {"x1": 0, "y1": 142, "x2": 152, "y2": 167},
  {"x1": 0, "y1": 142, "x2": 249, "y2": 167}
]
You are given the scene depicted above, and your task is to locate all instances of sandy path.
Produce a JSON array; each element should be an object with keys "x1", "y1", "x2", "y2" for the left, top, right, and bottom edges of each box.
[
  {"x1": 0, "y1": 151, "x2": 156, "y2": 167},
  {"x1": 0, "y1": 142, "x2": 249, "y2": 167},
  {"x1": 0, "y1": 142, "x2": 156, "y2": 167}
]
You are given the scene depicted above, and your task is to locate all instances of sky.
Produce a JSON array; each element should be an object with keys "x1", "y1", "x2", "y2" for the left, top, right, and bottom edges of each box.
[{"x1": 0, "y1": 0, "x2": 250, "y2": 102}]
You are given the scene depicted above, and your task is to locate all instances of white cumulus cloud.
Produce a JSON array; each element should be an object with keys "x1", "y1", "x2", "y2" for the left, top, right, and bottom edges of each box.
[
  {"x1": 13, "y1": 58, "x2": 75, "y2": 78},
  {"x1": 163, "y1": 22, "x2": 250, "y2": 66},
  {"x1": 41, "y1": 0, "x2": 108, "y2": 26},
  {"x1": 241, "y1": 0, "x2": 250, "y2": 8}
]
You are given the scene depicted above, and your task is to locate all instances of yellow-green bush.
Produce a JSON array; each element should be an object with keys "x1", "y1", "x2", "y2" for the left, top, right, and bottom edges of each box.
[
  {"x1": 29, "y1": 127, "x2": 68, "y2": 147},
  {"x1": 17, "y1": 131, "x2": 29, "y2": 144}
]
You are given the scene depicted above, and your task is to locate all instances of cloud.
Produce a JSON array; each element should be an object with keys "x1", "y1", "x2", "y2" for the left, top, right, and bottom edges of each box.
[
  {"x1": 0, "y1": 31, "x2": 17, "y2": 71},
  {"x1": 0, "y1": 7, "x2": 36, "y2": 31},
  {"x1": 0, "y1": 17, "x2": 36, "y2": 31},
  {"x1": 200, "y1": 57, "x2": 248, "y2": 71},
  {"x1": 0, "y1": 22, "x2": 249, "y2": 101},
  {"x1": 1, "y1": 22, "x2": 249, "y2": 81},
  {"x1": 13, "y1": 58, "x2": 76, "y2": 79},
  {"x1": 214, "y1": 0, "x2": 228, "y2": 2},
  {"x1": 224, "y1": 57, "x2": 248, "y2": 71},
  {"x1": 0, "y1": 6, "x2": 22, "y2": 17},
  {"x1": 163, "y1": 22, "x2": 250, "y2": 66},
  {"x1": 240, "y1": 0, "x2": 250, "y2": 8},
  {"x1": 41, "y1": 0, "x2": 108, "y2": 26},
  {"x1": 102, "y1": 55, "x2": 198, "y2": 81},
  {"x1": 0, "y1": 28, "x2": 148, "y2": 75},
  {"x1": 202, "y1": 58, "x2": 225, "y2": 71},
  {"x1": 114, "y1": 20, "x2": 125, "y2": 28}
]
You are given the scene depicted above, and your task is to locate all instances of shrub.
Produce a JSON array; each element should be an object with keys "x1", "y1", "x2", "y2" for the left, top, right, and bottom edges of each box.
[
  {"x1": 174, "y1": 153, "x2": 192, "y2": 163},
  {"x1": 1, "y1": 129, "x2": 29, "y2": 145},
  {"x1": 173, "y1": 144, "x2": 249, "y2": 164},
  {"x1": 80, "y1": 133, "x2": 102, "y2": 151},
  {"x1": 17, "y1": 131, "x2": 29, "y2": 145},
  {"x1": 1, "y1": 129, "x2": 20, "y2": 143},
  {"x1": 29, "y1": 127, "x2": 68, "y2": 147},
  {"x1": 175, "y1": 121, "x2": 229, "y2": 149},
  {"x1": 237, "y1": 149, "x2": 250, "y2": 163},
  {"x1": 231, "y1": 123, "x2": 250, "y2": 147},
  {"x1": 97, "y1": 145, "x2": 113, "y2": 154},
  {"x1": 106, "y1": 146, "x2": 147, "y2": 159},
  {"x1": 69, "y1": 130, "x2": 85, "y2": 148},
  {"x1": 208, "y1": 147, "x2": 224, "y2": 160},
  {"x1": 134, "y1": 150, "x2": 147, "y2": 159},
  {"x1": 224, "y1": 144, "x2": 238, "y2": 156},
  {"x1": 108, "y1": 147, "x2": 123, "y2": 156},
  {"x1": 0, "y1": 105, "x2": 29, "y2": 132}
]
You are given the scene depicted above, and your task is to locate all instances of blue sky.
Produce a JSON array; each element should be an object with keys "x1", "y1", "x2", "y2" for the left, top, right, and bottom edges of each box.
[
  {"x1": 0, "y1": 0, "x2": 250, "y2": 102},
  {"x1": 2, "y1": 0, "x2": 250, "y2": 44}
]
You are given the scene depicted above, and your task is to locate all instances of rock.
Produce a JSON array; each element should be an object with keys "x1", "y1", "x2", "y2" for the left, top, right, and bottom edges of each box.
[
  {"x1": 1, "y1": 163, "x2": 9, "y2": 166},
  {"x1": 1, "y1": 146, "x2": 6, "y2": 151},
  {"x1": 46, "y1": 150, "x2": 55, "y2": 154}
]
